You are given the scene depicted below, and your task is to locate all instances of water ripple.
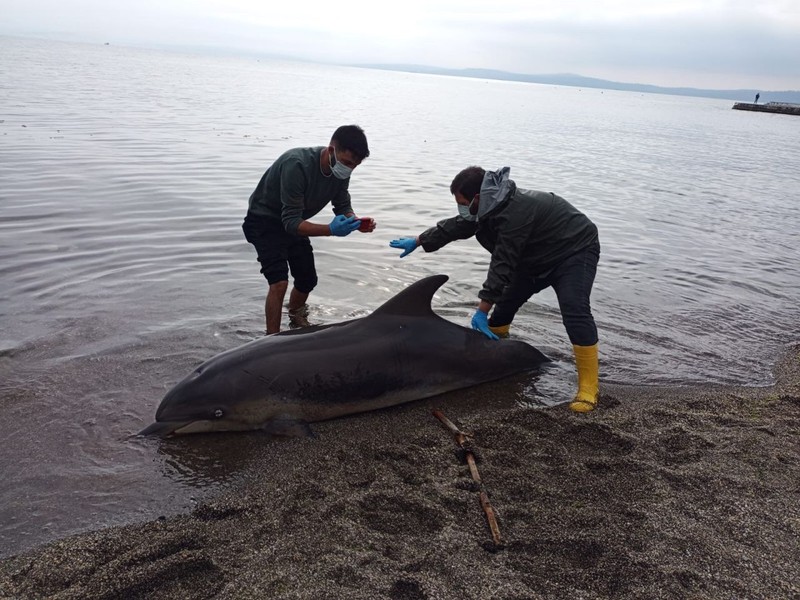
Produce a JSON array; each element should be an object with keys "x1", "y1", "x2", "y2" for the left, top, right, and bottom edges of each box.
[{"x1": 2, "y1": 36, "x2": 800, "y2": 557}]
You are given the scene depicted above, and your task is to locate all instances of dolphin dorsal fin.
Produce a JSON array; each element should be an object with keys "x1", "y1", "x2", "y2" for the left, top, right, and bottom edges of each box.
[{"x1": 371, "y1": 274, "x2": 449, "y2": 318}]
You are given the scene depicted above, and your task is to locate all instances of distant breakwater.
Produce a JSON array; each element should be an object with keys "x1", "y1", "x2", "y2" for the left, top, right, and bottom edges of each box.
[{"x1": 733, "y1": 102, "x2": 800, "y2": 116}]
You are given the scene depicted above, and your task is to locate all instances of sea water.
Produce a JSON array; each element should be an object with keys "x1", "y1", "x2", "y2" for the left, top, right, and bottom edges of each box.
[{"x1": 1, "y1": 36, "x2": 799, "y2": 557}]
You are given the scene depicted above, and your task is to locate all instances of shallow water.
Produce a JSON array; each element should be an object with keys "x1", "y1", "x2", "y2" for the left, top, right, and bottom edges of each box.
[{"x1": 1, "y1": 36, "x2": 799, "y2": 557}]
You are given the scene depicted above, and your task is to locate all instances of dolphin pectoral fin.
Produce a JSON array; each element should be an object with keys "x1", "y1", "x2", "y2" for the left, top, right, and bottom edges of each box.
[
  {"x1": 261, "y1": 418, "x2": 315, "y2": 438},
  {"x1": 137, "y1": 421, "x2": 189, "y2": 437}
]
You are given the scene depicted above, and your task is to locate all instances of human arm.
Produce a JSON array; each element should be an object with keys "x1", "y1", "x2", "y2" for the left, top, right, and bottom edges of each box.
[
  {"x1": 279, "y1": 160, "x2": 311, "y2": 234},
  {"x1": 478, "y1": 212, "x2": 529, "y2": 304},
  {"x1": 417, "y1": 215, "x2": 478, "y2": 252},
  {"x1": 330, "y1": 182, "x2": 354, "y2": 217},
  {"x1": 329, "y1": 180, "x2": 375, "y2": 234},
  {"x1": 471, "y1": 301, "x2": 499, "y2": 340},
  {"x1": 389, "y1": 236, "x2": 419, "y2": 257},
  {"x1": 296, "y1": 218, "x2": 357, "y2": 237},
  {"x1": 390, "y1": 214, "x2": 476, "y2": 258},
  {"x1": 279, "y1": 162, "x2": 360, "y2": 236}
]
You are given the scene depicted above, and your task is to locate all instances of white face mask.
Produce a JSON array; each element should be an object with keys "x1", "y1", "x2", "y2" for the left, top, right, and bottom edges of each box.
[
  {"x1": 330, "y1": 148, "x2": 353, "y2": 180},
  {"x1": 458, "y1": 203, "x2": 477, "y2": 221}
]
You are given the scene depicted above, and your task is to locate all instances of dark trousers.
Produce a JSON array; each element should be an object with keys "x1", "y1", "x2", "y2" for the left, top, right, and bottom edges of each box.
[{"x1": 489, "y1": 243, "x2": 599, "y2": 346}]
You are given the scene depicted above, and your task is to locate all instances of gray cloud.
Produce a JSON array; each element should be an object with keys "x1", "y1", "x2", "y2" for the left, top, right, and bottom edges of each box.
[
  {"x1": 1, "y1": 0, "x2": 798, "y2": 89},
  {"x1": 472, "y1": 16, "x2": 800, "y2": 83}
]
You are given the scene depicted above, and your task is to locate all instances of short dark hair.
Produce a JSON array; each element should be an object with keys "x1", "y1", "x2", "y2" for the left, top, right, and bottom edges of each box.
[
  {"x1": 450, "y1": 166, "x2": 485, "y2": 199},
  {"x1": 331, "y1": 125, "x2": 370, "y2": 161}
]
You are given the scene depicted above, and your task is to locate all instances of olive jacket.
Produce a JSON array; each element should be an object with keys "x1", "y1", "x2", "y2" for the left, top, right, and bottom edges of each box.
[{"x1": 418, "y1": 167, "x2": 599, "y2": 303}]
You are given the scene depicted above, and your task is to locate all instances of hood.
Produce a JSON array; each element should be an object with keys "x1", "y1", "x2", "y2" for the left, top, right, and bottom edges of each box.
[{"x1": 477, "y1": 166, "x2": 515, "y2": 221}]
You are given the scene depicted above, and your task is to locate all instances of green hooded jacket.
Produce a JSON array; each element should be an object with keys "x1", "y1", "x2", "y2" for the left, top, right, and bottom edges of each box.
[{"x1": 418, "y1": 167, "x2": 599, "y2": 303}]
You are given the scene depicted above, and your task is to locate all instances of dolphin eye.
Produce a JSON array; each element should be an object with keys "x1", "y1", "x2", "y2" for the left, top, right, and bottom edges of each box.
[{"x1": 213, "y1": 409, "x2": 224, "y2": 419}]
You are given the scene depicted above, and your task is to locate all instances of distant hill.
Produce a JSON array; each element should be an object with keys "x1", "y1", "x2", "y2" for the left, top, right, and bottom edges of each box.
[{"x1": 354, "y1": 63, "x2": 800, "y2": 104}]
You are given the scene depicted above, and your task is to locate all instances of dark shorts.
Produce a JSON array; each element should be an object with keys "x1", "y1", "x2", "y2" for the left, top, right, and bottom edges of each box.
[{"x1": 242, "y1": 211, "x2": 318, "y2": 293}]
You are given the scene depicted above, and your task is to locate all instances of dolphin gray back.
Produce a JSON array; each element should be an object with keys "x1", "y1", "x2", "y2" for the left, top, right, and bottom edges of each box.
[{"x1": 140, "y1": 273, "x2": 549, "y2": 436}]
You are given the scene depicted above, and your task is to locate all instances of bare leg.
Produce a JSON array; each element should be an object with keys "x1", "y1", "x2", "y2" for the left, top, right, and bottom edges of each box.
[
  {"x1": 287, "y1": 287, "x2": 311, "y2": 328},
  {"x1": 287, "y1": 287, "x2": 309, "y2": 312},
  {"x1": 266, "y1": 281, "x2": 288, "y2": 334}
]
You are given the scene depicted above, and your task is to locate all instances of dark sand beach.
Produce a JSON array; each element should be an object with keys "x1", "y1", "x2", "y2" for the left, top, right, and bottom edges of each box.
[{"x1": 1, "y1": 346, "x2": 798, "y2": 600}]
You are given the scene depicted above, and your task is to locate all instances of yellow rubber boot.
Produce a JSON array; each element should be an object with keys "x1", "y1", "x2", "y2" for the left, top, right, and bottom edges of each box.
[
  {"x1": 489, "y1": 324, "x2": 510, "y2": 338},
  {"x1": 569, "y1": 343, "x2": 599, "y2": 413}
]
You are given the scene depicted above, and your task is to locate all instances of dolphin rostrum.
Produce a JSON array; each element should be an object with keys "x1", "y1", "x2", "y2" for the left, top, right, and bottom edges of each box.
[{"x1": 139, "y1": 274, "x2": 550, "y2": 436}]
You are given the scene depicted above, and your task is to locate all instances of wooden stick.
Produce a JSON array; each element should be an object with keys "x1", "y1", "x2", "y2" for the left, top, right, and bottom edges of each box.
[
  {"x1": 433, "y1": 409, "x2": 503, "y2": 548},
  {"x1": 433, "y1": 409, "x2": 481, "y2": 482},
  {"x1": 465, "y1": 451, "x2": 481, "y2": 484},
  {"x1": 479, "y1": 491, "x2": 503, "y2": 548},
  {"x1": 433, "y1": 409, "x2": 466, "y2": 439}
]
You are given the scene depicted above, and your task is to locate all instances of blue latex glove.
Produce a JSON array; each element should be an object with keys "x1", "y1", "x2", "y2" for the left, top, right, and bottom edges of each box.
[
  {"x1": 471, "y1": 310, "x2": 499, "y2": 340},
  {"x1": 329, "y1": 214, "x2": 360, "y2": 237},
  {"x1": 389, "y1": 237, "x2": 418, "y2": 258}
]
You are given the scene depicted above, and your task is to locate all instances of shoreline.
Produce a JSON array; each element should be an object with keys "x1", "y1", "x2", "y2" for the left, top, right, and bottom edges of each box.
[{"x1": 1, "y1": 345, "x2": 798, "y2": 599}]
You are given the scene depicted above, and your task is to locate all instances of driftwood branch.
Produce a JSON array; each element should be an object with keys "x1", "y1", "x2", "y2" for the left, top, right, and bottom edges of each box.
[
  {"x1": 433, "y1": 410, "x2": 481, "y2": 484},
  {"x1": 479, "y1": 492, "x2": 502, "y2": 548},
  {"x1": 433, "y1": 409, "x2": 503, "y2": 549}
]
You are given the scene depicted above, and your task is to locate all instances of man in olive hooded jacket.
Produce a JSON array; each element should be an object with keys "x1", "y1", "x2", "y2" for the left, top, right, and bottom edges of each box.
[{"x1": 389, "y1": 166, "x2": 601, "y2": 412}]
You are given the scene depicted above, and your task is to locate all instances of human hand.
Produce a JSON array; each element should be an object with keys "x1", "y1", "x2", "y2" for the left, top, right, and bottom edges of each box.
[
  {"x1": 356, "y1": 217, "x2": 376, "y2": 233},
  {"x1": 471, "y1": 310, "x2": 499, "y2": 340},
  {"x1": 389, "y1": 237, "x2": 418, "y2": 258},
  {"x1": 329, "y1": 214, "x2": 361, "y2": 237}
]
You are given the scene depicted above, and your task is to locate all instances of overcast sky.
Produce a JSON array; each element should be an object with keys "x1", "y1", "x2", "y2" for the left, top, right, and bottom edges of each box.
[{"x1": 2, "y1": 0, "x2": 799, "y2": 90}]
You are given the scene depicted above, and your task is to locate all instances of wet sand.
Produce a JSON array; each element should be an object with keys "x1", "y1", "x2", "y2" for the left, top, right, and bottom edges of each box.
[{"x1": 1, "y1": 346, "x2": 799, "y2": 600}]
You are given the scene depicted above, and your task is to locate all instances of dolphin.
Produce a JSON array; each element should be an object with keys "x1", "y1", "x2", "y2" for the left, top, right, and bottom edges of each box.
[{"x1": 139, "y1": 274, "x2": 550, "y2": 437}]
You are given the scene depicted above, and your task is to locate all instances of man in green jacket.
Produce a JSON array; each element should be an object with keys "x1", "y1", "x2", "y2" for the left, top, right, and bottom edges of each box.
[
  {"x1": 389, "y1": 166, "x2": 601, "y2": 412},
  {"x1": 243, "y1": 125, "x2": 375, "y2": 334}
]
